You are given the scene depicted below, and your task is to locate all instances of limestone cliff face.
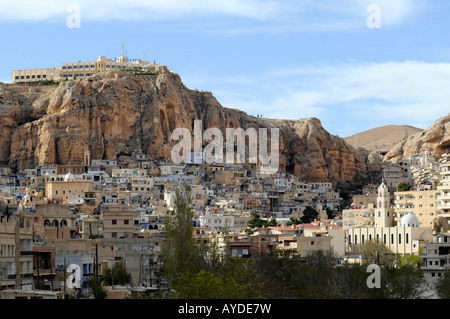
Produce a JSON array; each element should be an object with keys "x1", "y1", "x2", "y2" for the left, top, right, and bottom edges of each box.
[
  {"x1": 0, "y1": 67, "x2": 372, "y2": 184},
  {"x1": 384, "y1": 114, "x2": 450, "y2": 162}
]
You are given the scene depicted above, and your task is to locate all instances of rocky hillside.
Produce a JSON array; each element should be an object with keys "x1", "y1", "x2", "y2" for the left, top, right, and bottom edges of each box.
[
  {"x1": 0, "y1": 67, "x2": 378, "y2": 184},
  {"x1": 385, "y1": 113, "x2": 450, "y2": 162},
  {"x1": 343, "y1": 125, "x2": 423, "y2": 154}
]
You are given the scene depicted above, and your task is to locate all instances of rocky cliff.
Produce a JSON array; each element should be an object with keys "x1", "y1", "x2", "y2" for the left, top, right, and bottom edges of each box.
[
  {"x1": 384, "y1": 114, "x2": 450, "y2": 162},
  {"x1": 0, "y1": 67, "x2": 376, "y2": 184}
]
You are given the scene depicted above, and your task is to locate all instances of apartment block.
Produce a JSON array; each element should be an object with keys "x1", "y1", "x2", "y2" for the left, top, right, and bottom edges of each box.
[{"x1": 0, "y1": 216, "x2": 34, "y2": 290}]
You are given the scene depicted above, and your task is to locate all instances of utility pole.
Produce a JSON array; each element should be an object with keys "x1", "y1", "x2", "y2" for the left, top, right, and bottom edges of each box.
[
  {"x1": 95, "y1": 241, "x2": 99, "y2": 299},
  {"x1": 64, "y1": 258, "x2": 66, "y2": 295}
]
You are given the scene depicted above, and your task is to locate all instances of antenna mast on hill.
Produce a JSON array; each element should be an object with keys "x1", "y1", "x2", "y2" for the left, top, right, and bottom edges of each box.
[{"x1": 122, "y1": 43, "x2": 126, "y2": 57}]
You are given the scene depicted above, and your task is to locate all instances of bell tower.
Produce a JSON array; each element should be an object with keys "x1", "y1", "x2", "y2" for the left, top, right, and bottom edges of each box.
[{"x1": 375, "y1": 179, "x2": 393, "y2": 228}]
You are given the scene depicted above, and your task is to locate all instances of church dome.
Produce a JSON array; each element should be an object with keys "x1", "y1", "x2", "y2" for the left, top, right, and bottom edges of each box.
[
  {"x1": 401, "y1": 211, "x2": 419, "y2": 228},
  {"x1": 64, "y1": 171, "x2": 74, "y2": 181}
]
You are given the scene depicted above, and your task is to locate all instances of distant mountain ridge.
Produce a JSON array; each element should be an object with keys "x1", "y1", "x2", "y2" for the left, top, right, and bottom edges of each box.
[{"x1": 343, "y1": 125, "x2": 423, "y2": 154}]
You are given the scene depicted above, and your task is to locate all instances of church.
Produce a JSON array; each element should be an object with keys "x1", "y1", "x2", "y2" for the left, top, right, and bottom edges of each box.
[{"x1": 346, "y1": 181, "x2": 433, "y2": 256}]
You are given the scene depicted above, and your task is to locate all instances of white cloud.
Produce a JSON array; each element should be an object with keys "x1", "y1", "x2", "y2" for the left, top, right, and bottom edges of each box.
[
  {"x1": 0, "y1": 0, "x2": 426, "y2": 32},
  {"x1": 183, "y1": 61, "x2": 450, "y2": 134},
  {"x1": 0, "y1": 0, "x2": 292, "y2": 22}
]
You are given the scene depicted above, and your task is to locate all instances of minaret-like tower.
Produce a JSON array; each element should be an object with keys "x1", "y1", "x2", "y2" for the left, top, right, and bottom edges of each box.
[{"x1": 375, "y1": 179, "x2": 393, "y2": 228}]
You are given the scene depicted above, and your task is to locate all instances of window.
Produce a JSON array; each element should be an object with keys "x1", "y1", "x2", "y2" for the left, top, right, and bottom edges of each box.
[
  {"x1": 311, "y1": 241, "x2": 314, "y2": 245},
  {"x1": 112, "y1": 232, "x2": 117, "y2": 238},
  {"x1": 124, "y1": 220, "x2": 129, "y2": 225},
  {"x1": 112, "y1": 220, "x2": 117, "y2": 225}
]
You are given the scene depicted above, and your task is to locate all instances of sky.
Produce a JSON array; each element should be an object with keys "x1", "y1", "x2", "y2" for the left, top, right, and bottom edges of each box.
[{"x1": 1, "y1": 0, "x2": 450, "y2": 137}]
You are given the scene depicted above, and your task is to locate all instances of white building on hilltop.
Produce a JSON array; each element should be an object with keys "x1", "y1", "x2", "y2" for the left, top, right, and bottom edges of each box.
[{"x1": 12, "y1": 53, "x2": 158, "y2": 84}]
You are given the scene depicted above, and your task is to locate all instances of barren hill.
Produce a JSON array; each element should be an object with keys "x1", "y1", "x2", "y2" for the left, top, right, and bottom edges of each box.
[{"x1": 343, "y1": 125, "x2": 423, "y2": 154}]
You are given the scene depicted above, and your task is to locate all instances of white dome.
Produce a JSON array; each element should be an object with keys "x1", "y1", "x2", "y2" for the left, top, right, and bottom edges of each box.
[
  {"x1": 401, "y1": 212, "x2": 419, "y2": 228},
  {"x1": 64, "y1": 171, "x2": 74, "y2": 181}
]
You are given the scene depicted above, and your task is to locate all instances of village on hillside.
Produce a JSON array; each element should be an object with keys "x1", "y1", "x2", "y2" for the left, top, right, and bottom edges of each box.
[{"x1": 1, "y1": 138, "x2": 450, "y2": 298}]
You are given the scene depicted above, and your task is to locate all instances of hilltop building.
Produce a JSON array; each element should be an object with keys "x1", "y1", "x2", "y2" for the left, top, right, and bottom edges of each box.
[{"x1": 12, "y1": 54, "x2": 157, "y2": 84}]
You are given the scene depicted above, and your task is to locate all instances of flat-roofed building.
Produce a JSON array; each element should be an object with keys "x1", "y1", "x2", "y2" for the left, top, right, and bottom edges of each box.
[
  {"x1": 11, "y1": 67, "x2": 62, "y2": 84},
  {"x1": 102, "y1": 205, "x2": 140, "y2": 239},
  {"x1": 45, "y1": 173, "x2": 93, "y2": 205},
  {"x1": 12, "y1": 54, "x2": 156, "y2": 83},
  {"x1": 438, "y1": 152, "x2": 450, "y2": 222},
  {"x1": 393, "y1": 189, "x2": 440, "y2": 228},
  {"x1": 0, "y1": 215, "x2": 34, "y2": 290}
]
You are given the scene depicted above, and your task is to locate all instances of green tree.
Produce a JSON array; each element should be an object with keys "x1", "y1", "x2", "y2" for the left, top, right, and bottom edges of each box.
[
  {"x1": 247, "y1": 212, "x2": 267, "y2": 229},
  {"x1": 162, "y1": 183, "x2": 201, "y2": 280},
  {"x1": 360, "y1": 240, "x2": 395, "y2": 267},
  {"x1": 397, "y1": 182, "x2": 412, "y2": 191},
  {"x1": 399, "y1": 254, "x2": 422, "y2": 268},
  {"x1": 286, "y1": 217, "x2": 302, "y2": 227},
  {"x1": 435, "y1": 269, "x2": 450, "y2": 298},
  {"x1": 382, "y1": 264, "x2": 427, "y2": 299},
  {"x1": 102, "y1": 262, "x2": 131, "y2": 286},
  {"x1": 301, "y1": 206, "x2": 319, "y2": 223},
  {"x1": 266, "y1": 217, "x2": 278, "y2": 227},
  {"x1": 88, "y1": 277, "x2": 107, "y2": 299},
  {"x1": 172, "y1": 258, "x2": 266, "y2": 299}
]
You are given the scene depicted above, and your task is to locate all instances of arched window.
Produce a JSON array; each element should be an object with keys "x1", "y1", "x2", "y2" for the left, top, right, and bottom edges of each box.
[
  {"x1": 399, "y1": 233, "x2": 401, "y2": 244},
  {"x1": 406, "y1": 233, "x2": 409, "y2": 244},
  {"x1": 391, "y1": 234, "x2": 394, "y2": 244},
  {"x1": 52, "y1": 220, "x2": 59, "y2": 227},
  {"x1": 43, "y1": 219, "x2": 51, "y2": 227}
]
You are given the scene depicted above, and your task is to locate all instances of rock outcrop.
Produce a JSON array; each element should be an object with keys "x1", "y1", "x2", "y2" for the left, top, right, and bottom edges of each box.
[
  {"x1": 384, "y1": 114, "x2": 450, "y2": 163},
  {"x1": 0, "y1": 67, "x2": 376, "y2": 184}
]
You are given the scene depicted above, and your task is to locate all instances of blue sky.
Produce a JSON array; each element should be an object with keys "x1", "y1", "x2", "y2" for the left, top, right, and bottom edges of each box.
[{"x1": 1, "y1": 0, "x2": 450, "y2": 137}]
